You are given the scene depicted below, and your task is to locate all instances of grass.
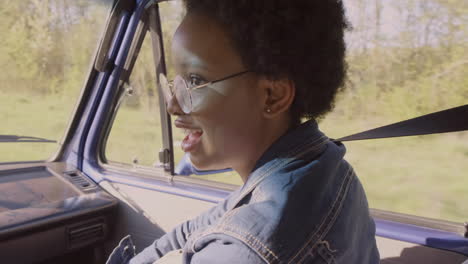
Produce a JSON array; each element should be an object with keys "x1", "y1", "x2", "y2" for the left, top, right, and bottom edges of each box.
[
  {"x1": 0, "y1": 91, "x2": 73, "y2": 161},
  {"x1": 1, "y1": 91, "x2": 468, "y2": 223},
  {"x1": 321, "y1": 115, "x2": 468, "y2": 222}
]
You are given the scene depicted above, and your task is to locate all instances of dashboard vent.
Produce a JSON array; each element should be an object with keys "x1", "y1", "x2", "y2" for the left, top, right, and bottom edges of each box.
[
  {"x1": 68, "y1": 218, "x2": 105, "y2": 249},
  {"x1": 64, "y1": 171, "x2": 96, "y2": 190}
]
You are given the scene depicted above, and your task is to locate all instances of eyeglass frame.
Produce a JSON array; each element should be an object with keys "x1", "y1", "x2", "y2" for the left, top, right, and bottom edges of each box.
[{"x1": 159, "y1": 70, "x2": 251, "y2": 114}]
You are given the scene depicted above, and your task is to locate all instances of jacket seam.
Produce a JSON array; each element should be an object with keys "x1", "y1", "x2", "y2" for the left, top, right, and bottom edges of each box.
[
  {"x1": 288, "y1": 165, "x2": 354, "y2": 263},
  {"x1": 220, "y1": 224, "x2": 279, "y2": 263},
  {"x1": 192, "y1": 229, "x2": 274, "y2": 264}
]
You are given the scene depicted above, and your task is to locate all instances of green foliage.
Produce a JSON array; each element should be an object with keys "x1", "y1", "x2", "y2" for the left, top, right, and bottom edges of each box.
[
  {"x1": 338, "y1": 42, "x2": 468, "y2": 120},
  {"x1": 334, "y1": 0, "x2": 468, "y2": 121},
  {"x1": 0, "y1": 1, "x2": 108, "y2": 96}
]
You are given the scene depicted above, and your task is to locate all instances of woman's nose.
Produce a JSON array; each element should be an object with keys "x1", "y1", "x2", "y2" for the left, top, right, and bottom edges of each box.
[{"x1": 166, "y1": 94, "x2": 184, "y2": 116}]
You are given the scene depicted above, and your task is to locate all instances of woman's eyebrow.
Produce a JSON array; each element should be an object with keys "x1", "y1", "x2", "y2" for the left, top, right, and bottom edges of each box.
[
  {"x1": 187, "y1": 61, "x2": 209, "y2": 71},
  {"x1": 179, "y1": 62, "x2": 208, "y2": 71},
  {"x1": 177, "y1": 51, "x2": 210, "y2": 71}
]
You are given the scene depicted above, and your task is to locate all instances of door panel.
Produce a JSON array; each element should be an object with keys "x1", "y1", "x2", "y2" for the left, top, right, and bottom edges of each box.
[
  {"x1": 378, "y1": 237, "x2": 467, "y2": 263},
  {"x1": 99, "y1": 180, "x2": 214, "y2": 253},
  {"x1": 99, "y1": 178, "x2": 468, "y2": 263}
]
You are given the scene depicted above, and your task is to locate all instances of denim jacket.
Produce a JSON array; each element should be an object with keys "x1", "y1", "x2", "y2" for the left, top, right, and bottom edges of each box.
[{"x1": 107, "y1": 120, "x2": 380, "y2": 264}]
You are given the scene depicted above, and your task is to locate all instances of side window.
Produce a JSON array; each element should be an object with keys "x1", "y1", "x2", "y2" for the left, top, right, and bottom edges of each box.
[
  {"x1": 103, "y1": 3, "x2": 242, "y2": 185},
  {"x1": 321, "y1": 0, "x2": 468, "y2": 222},
  {"x1": 104, "y1": 32, "x2": 163, "y2": 167},
  {"x1": 159, "y1": 0, "x2": 468, "y2": 223},
  {"x1": 0, "y1": 1, "x2": 110, "y2": 162}
]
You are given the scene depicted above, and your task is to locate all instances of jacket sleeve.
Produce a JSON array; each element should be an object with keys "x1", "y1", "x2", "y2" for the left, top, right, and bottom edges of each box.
[{"x1": 128, "y1": 193, "x2": 235, "y2": 264}]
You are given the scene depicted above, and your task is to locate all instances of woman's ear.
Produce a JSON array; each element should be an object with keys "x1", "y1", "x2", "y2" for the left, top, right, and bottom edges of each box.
[{"x1": 259, "y1": 77, "x2": 295, "y2": 118}]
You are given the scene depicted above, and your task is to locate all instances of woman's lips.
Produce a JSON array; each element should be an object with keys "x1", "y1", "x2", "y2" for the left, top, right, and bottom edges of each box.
[
  {"x1": 181, "y1": 130, "x2": 203, "y2": 152},
  {"x1": 175, "y1": 118, "x2": 203, "y2": 152}
]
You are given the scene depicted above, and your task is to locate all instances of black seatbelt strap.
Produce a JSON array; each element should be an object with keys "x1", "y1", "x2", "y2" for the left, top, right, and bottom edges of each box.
[{"x1": 335, "y1": 104, "x2": 468, "y2": 142}]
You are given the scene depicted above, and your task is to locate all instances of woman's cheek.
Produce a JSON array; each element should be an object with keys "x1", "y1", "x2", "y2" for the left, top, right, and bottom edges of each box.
[
  {"x1": 204, "y1": 121, "x2": 230, "y2": 154},
  {"x1": 191, "y1": 88, "x2": 226, "y2": 113},
  {"x1": 198, "y1": 115, "x2": 238, "y2": 160}
]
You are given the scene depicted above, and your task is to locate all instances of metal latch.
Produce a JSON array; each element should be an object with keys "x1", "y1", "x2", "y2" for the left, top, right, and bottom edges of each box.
[
  {"x1": 464, "y1": 222, "x2": 468, "y2": 238},
  {"x1": 159, "y1": 148, "x2": 170, "y2": 164}
]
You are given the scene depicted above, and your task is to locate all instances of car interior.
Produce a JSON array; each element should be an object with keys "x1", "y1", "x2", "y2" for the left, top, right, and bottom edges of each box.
[{"x1": 0, "y1": 0, "x2": 467, "y2": 263}]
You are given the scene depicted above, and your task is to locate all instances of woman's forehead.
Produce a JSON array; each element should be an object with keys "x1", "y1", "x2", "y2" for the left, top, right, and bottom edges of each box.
[{"x1": 171, "y1": 12, "x2": 243, "y2": 72}]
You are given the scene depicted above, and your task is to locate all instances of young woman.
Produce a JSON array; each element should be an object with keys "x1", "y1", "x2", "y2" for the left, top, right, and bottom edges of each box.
[{"x1": 108, "y1": 0, "x2": 379, "y2": 263}]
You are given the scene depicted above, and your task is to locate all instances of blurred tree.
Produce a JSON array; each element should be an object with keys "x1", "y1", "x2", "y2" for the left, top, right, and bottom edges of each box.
[
  {"x1": 0, "y1": 0, "x2": 465, "y2": 119},
  {"x1": 0, "y1": 0, "x2": 108, "y2": 96},
  {"x1": 338, "y1": 0, "x2": 467, "y2": 119}
]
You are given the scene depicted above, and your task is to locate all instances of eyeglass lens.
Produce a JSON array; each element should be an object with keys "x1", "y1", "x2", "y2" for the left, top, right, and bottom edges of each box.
[
  {"x1": 173, "y1": 75, "x2": 192, "y2": 113},
  {"x1": 159, "y1": 74, "x2": 193, "y2": 114}
]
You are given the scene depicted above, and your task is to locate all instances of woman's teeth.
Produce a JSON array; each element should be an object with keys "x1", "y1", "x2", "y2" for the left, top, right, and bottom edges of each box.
[
  {"x1": 183, "y1": 129, "x2": 202, "y2": 135},
  {"x1": 181, "y1": 128, "x2": 204, "y2": 152}
]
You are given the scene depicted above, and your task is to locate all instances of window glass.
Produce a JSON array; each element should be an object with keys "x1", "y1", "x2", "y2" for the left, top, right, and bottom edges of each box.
[
  {"x1": 160, "y1": 0, "x2": 468, "y2": 222},
  {"x1": 105, "y1": 32, "x2": 164, "y2": 167},
  {"x1": 320, "y1": 0, "x2": 468, "y2": 222},
  {"x1": 0, "y1": 0, "x2": 112, "y2": 162}
]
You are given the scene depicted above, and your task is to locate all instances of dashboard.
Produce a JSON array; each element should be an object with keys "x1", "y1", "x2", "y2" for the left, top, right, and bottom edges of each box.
[{"x1": 0, "y1": 163, "x2": 118, "y2": 263}]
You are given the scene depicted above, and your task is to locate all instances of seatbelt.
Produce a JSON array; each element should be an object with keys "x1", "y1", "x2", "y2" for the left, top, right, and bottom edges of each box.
[
  {"x1": 177, "y1": 105, "x2": 467, "y2": 176},
  {"x1": 335, "y1": 104, "x2": 468, "y2": 142}
]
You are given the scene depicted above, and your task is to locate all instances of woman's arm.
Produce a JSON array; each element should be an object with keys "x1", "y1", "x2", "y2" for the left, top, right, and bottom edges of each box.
[{"x1": 125, "y1": 193, "x2": 235, "y2": 264}]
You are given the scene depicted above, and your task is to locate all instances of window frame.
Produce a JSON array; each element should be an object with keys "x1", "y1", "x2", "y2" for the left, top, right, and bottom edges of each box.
[{"x1": 95, "y1": 1, "x2": 239, "y2": 191}]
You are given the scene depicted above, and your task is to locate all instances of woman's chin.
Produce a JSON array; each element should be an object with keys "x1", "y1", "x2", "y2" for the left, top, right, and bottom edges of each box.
[{"x1": 189, "y1": 153, "x2": 225, "y2": 171}]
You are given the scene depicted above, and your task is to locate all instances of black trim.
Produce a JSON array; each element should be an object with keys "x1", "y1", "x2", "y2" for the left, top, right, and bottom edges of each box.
[
  {"x1": 78, "y1": 10, "x2": 133, "y2": 170},
  {"x1": 99, "y1": 12, "x2": 150, "y2": 165},
  {"x1": 51, "y1": 1, "x2": 119, "y2": 163},
  {"x1": 95, "y1": 0, "x2": 136, "y2": 72},
  {"x1": 148, "y1": 3, "x2": 175, "y2": 174}
]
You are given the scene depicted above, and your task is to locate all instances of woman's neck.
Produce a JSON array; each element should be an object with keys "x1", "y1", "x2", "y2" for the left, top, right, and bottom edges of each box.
[{"x1": 235, "y1": 115, "x2": 294, "y2": 183}]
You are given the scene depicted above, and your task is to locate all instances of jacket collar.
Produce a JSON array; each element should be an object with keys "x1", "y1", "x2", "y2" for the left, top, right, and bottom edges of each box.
[
  {"x1": 233, "y1": 119, "x2": 329, "y2": 206},
  {"x1": 251, "y1": 119, "x2": 324, "y2": 173}
]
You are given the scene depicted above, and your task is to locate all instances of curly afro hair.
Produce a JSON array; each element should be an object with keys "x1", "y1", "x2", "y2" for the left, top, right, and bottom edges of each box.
[{"x1": 182, "y1": 0, "x2": 349, "y2": 124}]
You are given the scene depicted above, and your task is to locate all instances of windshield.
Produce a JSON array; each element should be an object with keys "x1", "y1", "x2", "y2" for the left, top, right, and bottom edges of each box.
[{"x1": 0, "y1": 0, "x2": 113, "y2": 162}]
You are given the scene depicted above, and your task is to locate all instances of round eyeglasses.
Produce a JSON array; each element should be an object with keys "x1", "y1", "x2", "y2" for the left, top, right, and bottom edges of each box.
[{"x1": 159, "y1": 70, "x2": 250, "y2": 114}]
